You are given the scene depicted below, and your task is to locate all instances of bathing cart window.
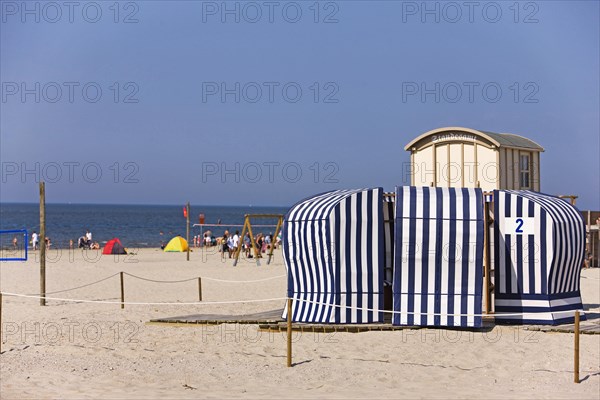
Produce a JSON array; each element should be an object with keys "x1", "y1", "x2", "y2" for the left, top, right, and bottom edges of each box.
[{"x1": 519, "y1": 153, "x2": 530, "y2": 189}]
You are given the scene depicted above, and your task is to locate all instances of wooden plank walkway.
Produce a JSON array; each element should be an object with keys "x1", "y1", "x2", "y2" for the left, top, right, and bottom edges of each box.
[
  {"x1": 149, "y1": 309, "x2": 284, "y2": 325},
  {"x1": 149, "y1": 310, "x2": 599, "y2": 334},
  {"x1": 524, "y1": 312, "x2": 600, "y2": 335},
  {"x1": 524, "y1": 324, "x2": 600, "y2": 334}
]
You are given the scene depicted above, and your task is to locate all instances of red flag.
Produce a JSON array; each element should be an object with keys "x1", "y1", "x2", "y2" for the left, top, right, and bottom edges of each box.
[{"x1": 183, "y1": 206, "x2": 188, "y2": 218}]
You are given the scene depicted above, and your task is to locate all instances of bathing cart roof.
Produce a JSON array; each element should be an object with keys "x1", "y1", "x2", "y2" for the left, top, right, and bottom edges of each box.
[{"x1": 404, "y1": 127, "x2": 544, "y2": 152}]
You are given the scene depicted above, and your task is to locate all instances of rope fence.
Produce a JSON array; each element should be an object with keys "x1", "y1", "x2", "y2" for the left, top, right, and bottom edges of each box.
[
  {"x1": 3, "y1": 271, "x2": 287, "y2": 312},
  {"x1": 9, "y1": 271, "x2": 287, "y2": 304},
  {"x1": 0, "y1": 260, "x2": 595, "y2": 382},
  {"x1": 0, "y1": 292, "x2": 286, "y2": 305},
  {"x1": 1, "y1": 289, "x2": 595, "y2": 316},
  {"x1": 29, "y1": 272, "x2": 121, "y2": 295},
  {"x1": 0, "y1": 291, "x2": 591, "y2": 381},
  {"x1": 122, "y1": 273, "x2": 199, "y2": 284}
]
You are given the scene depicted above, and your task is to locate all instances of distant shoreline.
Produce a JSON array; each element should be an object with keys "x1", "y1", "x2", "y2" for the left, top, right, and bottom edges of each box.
[
  {"x1": 12, "y1": 244, "x2": 236, "y2": 251},
  {"x1": 0, "y1": 201, "x2": 291, "y2": 208}
]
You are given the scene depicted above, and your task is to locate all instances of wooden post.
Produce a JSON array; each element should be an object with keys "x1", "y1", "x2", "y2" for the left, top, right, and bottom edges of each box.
[
  {"x1": 245, "y1": 217, "x2": 260, "y2": 266},
  {"x1": 232, "y1": 218, "x2": 248, "y2": 267},
  {"x1": 186, "y1": 202, "x2": 190, "y2": 262},
  {"x1": 574, "y1": 310, "x2": 580, "y2": 383},
  {"x1": 590, "y1": 218, "x2": 600, "y2": 267},
  {"x1": 267, "y1": 216, "x2": 283, "y2": 265},
  {"x1": 287, "y1": 297, "x2": 293, "y2": 367},
  {"x1": 198, "y1": 277, "x2": 202, "y2": 301},
  {"x1": 39, "y1": 182, "x2": 46, "y2": 306},
  {"x1": 484, "y1": 199, "x2": 490, "y2": 314},
  {"x1": 0, "y1": 292, "x2": 3, "y2": 353},
  {"x1": 120, "y1": 272, "x2": 125, "y2": 309}
]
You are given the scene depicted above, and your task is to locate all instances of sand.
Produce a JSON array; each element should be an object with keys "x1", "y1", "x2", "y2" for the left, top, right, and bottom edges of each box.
[{"x1": 1, "y1": 247, "x2": 599, "y2": 399}]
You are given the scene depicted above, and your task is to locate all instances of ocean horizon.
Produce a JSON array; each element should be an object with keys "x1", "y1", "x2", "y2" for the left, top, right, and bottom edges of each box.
[
  {"x1": 0, "y1": 201, "x2": 291, "y2": 207},
  {"x1": 0, "y1": 202, "x2": 290, "y2": 249}
]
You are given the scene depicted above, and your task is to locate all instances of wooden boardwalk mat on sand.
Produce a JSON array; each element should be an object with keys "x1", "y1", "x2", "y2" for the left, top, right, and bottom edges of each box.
[
  {"x1": 148, "y1": 310, "x2": 599, "y2": 334},
  {"x1": 148, "y1": 309, "x2": 284, "y2": 326}
]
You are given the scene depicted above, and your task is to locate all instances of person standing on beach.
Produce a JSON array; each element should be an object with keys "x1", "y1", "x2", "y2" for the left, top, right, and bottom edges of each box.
[
  {"x1": 221, "y1": 231, "x2": 229, "y2": 260},
  {"x1": 32, "y1": 231, "x2": 39, "y2": 250},
  {"x1": 227, "y1": 234, "x2": 235, "y2": 258},
  {"x1": 86, "y1": 230, "x2": 92, "y2": 244},
  {"x1": 12, "y1": 236, "x2": 18, "y2": 249},
  {"x1": 233, "y1": 231, "x2": 239, "y2": 254}
]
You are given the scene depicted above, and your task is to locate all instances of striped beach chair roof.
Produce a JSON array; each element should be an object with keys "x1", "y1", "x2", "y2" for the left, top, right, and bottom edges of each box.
[
  {"x1": 493, "y1": 190, "x2": 586, "y2": 324},
  {"x1": 283, "y1": 188, "x2": 384, "y2": 324}
]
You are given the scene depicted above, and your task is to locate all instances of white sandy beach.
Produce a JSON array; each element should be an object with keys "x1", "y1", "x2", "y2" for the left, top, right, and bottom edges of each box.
[{"x1": 0, "y1": 247, "x2": 599, "y2": 399}]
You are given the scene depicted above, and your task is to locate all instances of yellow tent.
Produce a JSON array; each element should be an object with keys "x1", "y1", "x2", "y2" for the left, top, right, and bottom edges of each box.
[{"x1": 164, "y1": 236, "x2": 188, "y2": 252}]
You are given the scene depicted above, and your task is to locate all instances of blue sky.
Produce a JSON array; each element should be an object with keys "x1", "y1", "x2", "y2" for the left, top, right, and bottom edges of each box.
[{"x1": 1, "y1": 1, "x2": 598, "y2": 208}]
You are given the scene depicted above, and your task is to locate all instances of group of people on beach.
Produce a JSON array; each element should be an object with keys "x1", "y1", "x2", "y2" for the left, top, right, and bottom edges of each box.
[
  {"x1": 19, "y1": 230, "x2": 102, "y2": 251},
  {"x1": 191, "y1": 230, "x2": 280, "y2": 260},
  {"x1": 77, "y1": 230, "x2": 99, "y2": 249},
  {"x1": 192, "y1": 234, "x2": 216, "y2": 247},
  {"x1": 220, "y1": 231, "x2": 280, "y2": 259},
  {"x1": 26, "y1": 231, "x2": 51, "y2": 250},
  {"x1": 24, "y1": 230, "x2": 102, "y2": 250}
]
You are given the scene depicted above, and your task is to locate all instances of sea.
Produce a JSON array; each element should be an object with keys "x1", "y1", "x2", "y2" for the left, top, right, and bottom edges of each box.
[{"x1": 0, "y1": 203, "x2": 290, "y2": 249}]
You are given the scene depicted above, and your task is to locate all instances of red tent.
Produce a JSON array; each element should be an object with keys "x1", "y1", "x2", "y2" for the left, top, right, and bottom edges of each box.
[{"x1": 103, "y1": 238, "x2": 127, "y2": 255}]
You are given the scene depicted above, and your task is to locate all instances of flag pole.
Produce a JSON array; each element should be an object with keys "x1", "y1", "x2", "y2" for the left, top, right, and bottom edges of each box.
[
  {"x1": 40, "y1": 182, "x2": 46, "y2": 306},
  {"x1": 186, "y1": 202, "x2": 190, "y2": 261}
]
